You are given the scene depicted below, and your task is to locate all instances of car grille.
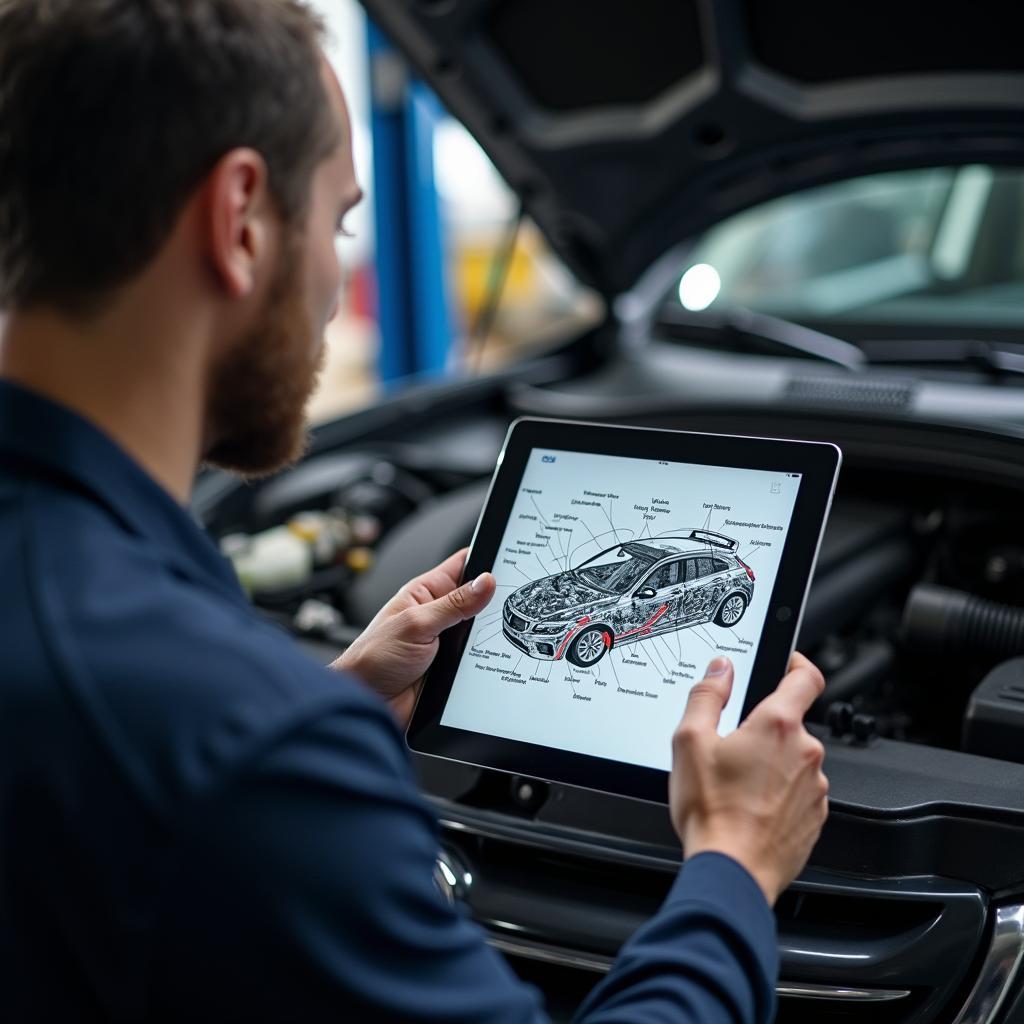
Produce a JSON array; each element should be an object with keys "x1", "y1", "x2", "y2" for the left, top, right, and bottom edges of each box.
[
  {"x1": 506, "y1": 611, "x2": 528, "y2": 633},
  {"x1": 503, "y1": 628, "x2": 529, "y2": 653},
  {"x1": 437, "y1": 813, "x2": 988, "y2": 1024}
]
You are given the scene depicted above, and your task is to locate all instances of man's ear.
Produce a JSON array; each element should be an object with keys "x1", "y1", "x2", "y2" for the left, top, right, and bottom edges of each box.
[{"x1": 202, "y1": 148, "x2": 273, "y2": 300}]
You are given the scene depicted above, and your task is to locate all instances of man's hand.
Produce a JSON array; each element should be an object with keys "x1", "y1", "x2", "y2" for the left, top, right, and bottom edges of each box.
[
  {"x1": 670, "y1": 653, "x2": 828, "y2": 906},
  {"x1": 332, "y1": 549, "x2": 496, "y2": 729}
]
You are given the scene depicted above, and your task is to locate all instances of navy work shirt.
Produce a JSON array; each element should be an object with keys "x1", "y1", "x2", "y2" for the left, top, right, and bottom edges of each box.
[{"x1": 0, "y1": 380, "x2": 778, "y2": 1022}]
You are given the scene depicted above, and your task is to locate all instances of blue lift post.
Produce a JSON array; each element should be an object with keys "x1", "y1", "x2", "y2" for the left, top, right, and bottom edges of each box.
[{"x1": 367, "y1": 20, "x2": 457, "y2": 385}]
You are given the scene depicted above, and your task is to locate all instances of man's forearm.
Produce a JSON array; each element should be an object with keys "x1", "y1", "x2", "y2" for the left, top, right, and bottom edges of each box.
[{"x1": 572, "y1": 852, "x2": 777, "y2": 1024}]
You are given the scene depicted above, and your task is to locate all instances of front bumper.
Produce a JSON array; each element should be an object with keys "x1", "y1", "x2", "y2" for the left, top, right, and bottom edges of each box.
[
  {"x1": 502, "y1": 606, "x2": 570, "y2": 659},
  {"x1": 502, "y1": 623, "x2": 560, "y2": 659}
]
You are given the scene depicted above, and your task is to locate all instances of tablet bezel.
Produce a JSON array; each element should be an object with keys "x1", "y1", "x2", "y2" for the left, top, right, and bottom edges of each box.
[{"x1": 407, "y1": 417, "x2": 841, "y2": 804}]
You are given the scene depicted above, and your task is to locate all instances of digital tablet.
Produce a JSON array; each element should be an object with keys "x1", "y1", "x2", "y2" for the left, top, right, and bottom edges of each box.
[{"x1": 407, "y1": 418, "x2": 841, "y2": 804}]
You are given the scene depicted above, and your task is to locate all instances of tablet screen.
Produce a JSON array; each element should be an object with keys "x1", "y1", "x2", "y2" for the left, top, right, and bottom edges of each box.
[{"x1": 440, "y1": 447, "x2": 802, "y2": 771}]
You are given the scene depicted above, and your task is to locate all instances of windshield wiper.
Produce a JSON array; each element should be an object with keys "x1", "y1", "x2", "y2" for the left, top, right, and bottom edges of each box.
[
  {"x1": 858, "y1": 338, "x2": 1024, "y2": 376},
  {"x1": 659, "y1": 306, "x2": 867, "y2": 371}
]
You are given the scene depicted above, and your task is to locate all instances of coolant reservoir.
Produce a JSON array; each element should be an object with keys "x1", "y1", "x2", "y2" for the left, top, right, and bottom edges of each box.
[
  {"x1": 222, "y1": 525, "x2": 314, "y2": 593},
  {"x1": 220, "y1": 509, "x2": 375, "y2": 594}
]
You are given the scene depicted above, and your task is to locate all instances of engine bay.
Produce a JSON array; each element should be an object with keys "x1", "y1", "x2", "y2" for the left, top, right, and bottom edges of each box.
[{"x1": 197, "y1": 354, "x2": 1024, "y2": 767}]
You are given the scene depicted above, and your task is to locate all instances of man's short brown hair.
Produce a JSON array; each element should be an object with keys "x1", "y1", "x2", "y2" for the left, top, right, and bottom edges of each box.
[{"x1": 0, "y1": 0, "x2": 339, "y2": 314}]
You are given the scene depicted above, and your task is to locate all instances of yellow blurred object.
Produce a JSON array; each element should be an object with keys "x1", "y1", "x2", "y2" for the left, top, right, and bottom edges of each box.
[
  {"x1": 455, "y1": 231, "x2": 537, "y2": 321},
  {"x1": 287, "y1": 518, "x2": 320, "y2": 543},
  {"x1": 346, "y1": 546, "x2": 375, "y2": 573},
  {"x1": 288, "y1": 511, "x2": 354, "y2": 566}
]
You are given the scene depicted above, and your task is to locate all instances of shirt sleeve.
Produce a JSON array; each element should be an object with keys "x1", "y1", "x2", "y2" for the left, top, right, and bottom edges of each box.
[
  {"x1": 572, "y1": 853, "x2": 778, "y2": 1024},
  {"x1": 148, "y1": 698, "x2": 776, "y2": 1024}
]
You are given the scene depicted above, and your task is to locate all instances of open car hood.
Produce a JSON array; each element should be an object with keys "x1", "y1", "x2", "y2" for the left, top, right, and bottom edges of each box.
[{"x1": 359, "y1": 0, "x2": 1024, "y2": 299}]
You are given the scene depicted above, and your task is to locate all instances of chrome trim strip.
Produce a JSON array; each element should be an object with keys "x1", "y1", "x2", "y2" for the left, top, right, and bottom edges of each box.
[
  {"x1": 952, "y1": 902, "x2": 1024, "y2": 1024},
  {"x1": 436, "y1": 816, "x2": 680, "y2": 872},
  {"x1": 433, "y1": 848, "x2": 472, "y2": 905},
  {"x1": 488, "y1": 936, "x2": 613, "y2": 974},
  {"x1": 487, "y1": 935, "x2": 911, "y2": 1002},
  {"x1": 776, "y1": 983, "x2": 911, "y2": 1003}
]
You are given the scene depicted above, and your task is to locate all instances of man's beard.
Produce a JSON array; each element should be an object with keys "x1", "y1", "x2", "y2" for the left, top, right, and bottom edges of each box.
[{"x1": 203, "y1": 241, "x2": 326, "y2": 479}]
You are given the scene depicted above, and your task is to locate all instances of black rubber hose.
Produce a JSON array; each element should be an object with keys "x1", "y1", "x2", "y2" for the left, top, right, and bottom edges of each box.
[
  {"x1": 797, "y1": 537, "x2": 915, "y2": 650},
  {"x1": 903, "y1": 583, "x2": 1024, "y2": 660},
  {"x1": 816, "y1": 640, "x2": 895, "y2": 706}
]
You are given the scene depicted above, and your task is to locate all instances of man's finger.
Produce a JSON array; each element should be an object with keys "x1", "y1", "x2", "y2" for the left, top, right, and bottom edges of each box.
[
  {"x1": 787, "y1": 650, "x2": 817, "y2": 675},
  {"x1": 401, "y1": 549, "x2": 470, "y2": 604},
  {"x1": 431, "y1": 548, "x2": 470, "y2": 589},
  {"x1": 406, "y1": 572, "x2": 496, "y2": 642},
  {"x1": 749, "y1": 658, "x2": 825, "y2": 726},
  {"x1": 678, "y1": 657, "x2": 734, "y2": 735}
]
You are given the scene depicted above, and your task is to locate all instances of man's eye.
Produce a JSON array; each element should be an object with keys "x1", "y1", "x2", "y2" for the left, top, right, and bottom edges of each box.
[{"x1": 335, "y1": 215, "x2": 355, "y2": 239}]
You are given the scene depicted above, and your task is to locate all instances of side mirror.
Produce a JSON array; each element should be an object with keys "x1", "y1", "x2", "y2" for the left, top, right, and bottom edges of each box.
[{"x1": 635, "y1": 587, "x2": 657, "y2": 600}]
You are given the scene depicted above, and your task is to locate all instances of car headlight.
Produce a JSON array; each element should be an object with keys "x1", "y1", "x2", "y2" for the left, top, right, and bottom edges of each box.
[{"x1": 532, "y1": 621, "x2": 571, "y2": 635}]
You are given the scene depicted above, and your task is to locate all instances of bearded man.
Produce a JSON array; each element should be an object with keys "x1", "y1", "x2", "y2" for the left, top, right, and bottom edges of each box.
[{"x1": 0, "y1": 2, "x2": 828, "y2": 1021}]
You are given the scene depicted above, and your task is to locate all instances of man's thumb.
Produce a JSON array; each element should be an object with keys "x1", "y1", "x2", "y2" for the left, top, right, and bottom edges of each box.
[
  {"x1": 678, "y1": 657, "x2": 734, "y2": 734},
  {"x1": 409, "y1": 572, "x2": 496, "y2": 641}
]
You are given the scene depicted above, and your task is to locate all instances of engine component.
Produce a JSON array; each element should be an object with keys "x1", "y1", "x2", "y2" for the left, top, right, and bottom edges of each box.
[
  {"x1": 221, "y1": 525, "x2": 314, "y2": 593},
  {"x1": 818, "y1": 640, "x2": 895, "y2": 705},
  {"x1": 289, "y1": 510, "x2": 354, "y2": 564},
  {"x1": 350, "y1": 514, "x2": 382, "y2": 546},
  {"x1": 251, "y1": 454, "x2": 433, "y2": 533},
  {"x1": 294, "y1": 598, "x2": 345, "y2": 637},
  {"x1": 221, "y1": 511, "x2": 365, "y2": 595},
  {"x1": 851, "y1": 712, "x2": 878, "y2": 745},
  {"x1": 827, "y1": 701, "x2": 855, "y2": 738},
  {"x1": 345, "y1": 546, "x2": 375, "y2": 574},
  {"x1": 825, "y1": 702, "x2": 878, "y2": 744},
  {"x1": 797, "y1": 537, "x2": 915, "y2": 649},
  {"x1": 346, "y1": 482, "x2": 489, "y2": 626},
  {"x1": 904, "y1": 584, "x2": 1024, "y2": 662},
  {"x1": 963, "y1": 658, "x2": 1024, "y2": 763}
]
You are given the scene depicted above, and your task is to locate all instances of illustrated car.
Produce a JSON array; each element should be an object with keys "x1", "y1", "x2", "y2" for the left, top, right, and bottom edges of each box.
[
  {"x1": 502, "y1": 532, "x2": 754, "y2": 666},
  {"x1": 193, "y1": 3, "x2": 1024, "y2": 1021}
]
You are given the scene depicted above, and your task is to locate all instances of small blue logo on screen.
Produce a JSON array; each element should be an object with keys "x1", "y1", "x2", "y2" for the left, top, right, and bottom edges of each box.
[{"x1": 541, "y1": 455, "x2": 556, "y2": 463}]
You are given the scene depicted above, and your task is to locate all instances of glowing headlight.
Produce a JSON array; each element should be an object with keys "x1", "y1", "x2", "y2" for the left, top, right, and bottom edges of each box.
[{"x1": 532, "y1": 622, "x2": 570, "y2": 635}]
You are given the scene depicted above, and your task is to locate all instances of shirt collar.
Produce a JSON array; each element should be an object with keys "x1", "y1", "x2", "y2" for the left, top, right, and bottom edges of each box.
[{"x1": 0, "y1": 379, "x2": 246, "y2": 603}]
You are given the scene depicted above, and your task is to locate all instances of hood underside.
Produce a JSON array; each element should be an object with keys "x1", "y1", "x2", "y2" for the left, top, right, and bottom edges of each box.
[{"x1": 360, "y1": 0, "x2": 1024, "y2": 298}]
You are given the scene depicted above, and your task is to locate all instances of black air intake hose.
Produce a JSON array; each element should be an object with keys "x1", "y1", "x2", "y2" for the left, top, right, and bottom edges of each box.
[{"x1": 903, "y1": 583, "x2": 1024, "y2": 661}]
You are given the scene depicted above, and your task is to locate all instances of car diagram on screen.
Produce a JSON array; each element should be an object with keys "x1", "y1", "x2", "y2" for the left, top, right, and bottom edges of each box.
[{"x1": 501, "y1": 530, "x2": 755, "y2": 667}]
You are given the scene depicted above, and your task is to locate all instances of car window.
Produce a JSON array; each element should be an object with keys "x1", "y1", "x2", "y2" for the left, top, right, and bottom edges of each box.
[
  {"x1": 576, "y1": 547, "x2": 656, "y2": 594},
  {"x1": 671, "y1": 165, "x2": 1024, "y2": 336},
  {"x1": 645, "y1": 560, "x2": 680, "y2": 590},
  {"x1": 683, "y1": 558, "x2": 698, "y2": 582},
  {"x1": 712, "y1": 557, "x2": 730, "y2": 572},
  {"x1": 696, "y1": 557, "x2": 714, "y2": 577}
]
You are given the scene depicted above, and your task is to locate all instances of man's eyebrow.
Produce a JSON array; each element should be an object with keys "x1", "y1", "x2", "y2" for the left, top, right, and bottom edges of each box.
[{"x1": 345, "y1": 188, "x2": 364, "y2": 209}]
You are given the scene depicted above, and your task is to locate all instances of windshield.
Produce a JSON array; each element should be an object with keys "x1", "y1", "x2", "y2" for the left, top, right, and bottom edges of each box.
[
  {"x1": 670, "y1": 165, "x2": 1024, "y2": 337},
  {"x1": 576, "y1": 547, "x2": 656, "y2": 594}
]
